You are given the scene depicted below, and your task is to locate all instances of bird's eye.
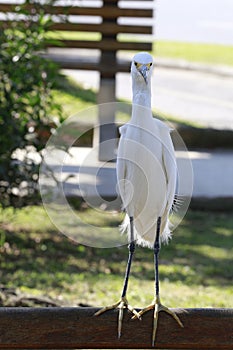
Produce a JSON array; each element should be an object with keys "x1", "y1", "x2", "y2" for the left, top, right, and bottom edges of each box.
[
  {"x1": 134, "y1": 61, "x2": 142, "y2": 69},
  {"x1": 146, "y1": 63, "x2": 153, "y2": 69}
]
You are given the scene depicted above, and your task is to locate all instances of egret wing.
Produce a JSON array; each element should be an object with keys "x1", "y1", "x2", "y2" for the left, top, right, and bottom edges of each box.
[
  {"x1": 116, "y1": 125, "x2": 130, "y2": 209},
  {"x1": 161, "y1": 127, "x2": 177, "y2": 211}
]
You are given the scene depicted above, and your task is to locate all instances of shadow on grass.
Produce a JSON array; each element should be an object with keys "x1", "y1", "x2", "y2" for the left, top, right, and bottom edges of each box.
[
  {"x1": 0, "y1": 210, "x2": 232, "y2": 293},
  {"x1": 135, "y1": 211, "x2": 233, "y2": 286}
]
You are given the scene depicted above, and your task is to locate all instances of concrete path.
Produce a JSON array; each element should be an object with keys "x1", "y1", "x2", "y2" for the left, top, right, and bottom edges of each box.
[{"x1": 60, "y1": 148, "x2": 233, "y2": 200}]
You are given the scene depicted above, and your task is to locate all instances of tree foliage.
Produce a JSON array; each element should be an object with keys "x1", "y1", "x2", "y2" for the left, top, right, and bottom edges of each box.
[{"x1": 0, "y1": 0, "x2": 63, "y2": 207}]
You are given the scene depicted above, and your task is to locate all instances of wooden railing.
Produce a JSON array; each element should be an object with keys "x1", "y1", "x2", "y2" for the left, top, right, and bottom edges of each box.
[{"x1": 0, "y1": 307, "x2": 232, "y2": 349}]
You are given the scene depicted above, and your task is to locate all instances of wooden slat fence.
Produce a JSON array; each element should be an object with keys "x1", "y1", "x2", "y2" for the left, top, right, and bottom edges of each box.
[{"x1": 0, "y1": 0, "x2": 154, "y2": 74}]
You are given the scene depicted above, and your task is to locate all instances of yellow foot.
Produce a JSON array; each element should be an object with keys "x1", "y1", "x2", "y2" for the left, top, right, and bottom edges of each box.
[
  {"x1": 94, "y1": 296, "x2": 141, "y2": 338},
  {"x1": 133, "y1": 296, "x2": 184, "y2": 346}
]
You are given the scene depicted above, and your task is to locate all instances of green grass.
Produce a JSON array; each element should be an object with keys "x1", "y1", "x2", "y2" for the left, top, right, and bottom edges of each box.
[
  {"x1": 53, "y1": 74, "x2": 96, "y2": 119},
  {"x1": 53, "y1": 75, "x2": 134, "y2": 124},
  {"x1": 48, "y1": 31, "x2": 101, "y2": 42},
  {"x1": 0, "y1": 206, "x2": 232, "y2": 308},
  {"x1": 154, "y1": 41, "x2": 233, "y2": 66}
]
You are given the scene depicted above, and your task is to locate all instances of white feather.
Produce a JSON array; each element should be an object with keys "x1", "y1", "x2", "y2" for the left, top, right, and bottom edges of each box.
[{"x1": 117, "y1": 52, "x2": 177, "y2": 248}]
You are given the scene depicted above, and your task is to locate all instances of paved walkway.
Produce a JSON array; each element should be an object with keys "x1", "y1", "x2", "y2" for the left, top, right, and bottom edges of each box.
[{"x1": 60, "y1": 148, "x2": 233, "y2": 200}]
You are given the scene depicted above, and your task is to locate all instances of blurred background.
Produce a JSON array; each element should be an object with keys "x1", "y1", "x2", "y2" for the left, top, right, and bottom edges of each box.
[{"x1": 0, "y1": 0, "x2": 232, "y2": 309}]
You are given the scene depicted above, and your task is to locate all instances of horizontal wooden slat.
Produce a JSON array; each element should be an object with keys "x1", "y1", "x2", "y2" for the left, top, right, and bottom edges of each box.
[
  {"x1": 81, "y1": 7, "x2": 153, "y2": 18},
  {"x1": 51, "y1": 22, "x2": 152, "y2": 34},
  {"x1": 1, "y1": 20, "x2": 152, "y2": 35},
  {"x1": 0, "y1": 3, "x2": 153, "y2": 18},
  {"x1": 0, "y1": 4, "x2": 22, "y2": 12},
  {"x1": 0, "y1": 307, "x2": 232, "y2": 349},
  {"x1": 42, "y1": 53, "x2": 131, "y2": 74},
  {"x1": 48, "y1": 39, "x2": 152, "y2": 52}
]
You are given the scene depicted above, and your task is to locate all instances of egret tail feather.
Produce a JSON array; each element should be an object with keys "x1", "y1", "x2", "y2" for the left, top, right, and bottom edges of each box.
[{"x1": 120, "y1": 214, "x2": 172, "y2": 248}]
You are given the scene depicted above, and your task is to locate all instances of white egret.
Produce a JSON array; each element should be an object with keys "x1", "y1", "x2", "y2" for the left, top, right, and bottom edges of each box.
[{"x1": 95, "y1": 52, "x2": 183, "y2": 346}]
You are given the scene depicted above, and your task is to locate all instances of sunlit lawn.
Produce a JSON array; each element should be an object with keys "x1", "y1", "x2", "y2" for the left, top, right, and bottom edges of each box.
[
  {"x1": 155, "y1": 41, "x2": 233, "y2": 66},
  {"x1": 0, "y1": 206, "x2": 232, "y2": 308}
]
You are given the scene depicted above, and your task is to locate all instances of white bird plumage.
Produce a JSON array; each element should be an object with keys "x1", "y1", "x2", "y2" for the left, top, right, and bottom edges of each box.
[{"x1": 117, "y1": 52, "x2": 177, "y2": 248}]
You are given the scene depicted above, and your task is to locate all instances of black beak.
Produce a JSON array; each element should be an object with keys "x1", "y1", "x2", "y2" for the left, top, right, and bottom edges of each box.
[{"x1": 139, "y1": 65, "x2": 148, "y2": 84}]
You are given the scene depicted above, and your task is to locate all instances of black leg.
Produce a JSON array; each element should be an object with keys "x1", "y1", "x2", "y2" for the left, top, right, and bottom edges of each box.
[
  {"x1": 135, "y1": 216, "x2": 183, "y2": 347},
  {"x1": 121, "y1": 216, "x2": 135, "y2": 298},
  {"x1": 94, "y1": 215, "x2": 140, "y2": 339},
  {"x1": 154, "y1": 217, "x2": 161, "y2": 298}
]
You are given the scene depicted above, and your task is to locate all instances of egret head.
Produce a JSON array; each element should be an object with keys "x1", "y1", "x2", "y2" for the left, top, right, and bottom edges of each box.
[{"x1": 131, "y1": 52, "x2": 153, "y2": 85}]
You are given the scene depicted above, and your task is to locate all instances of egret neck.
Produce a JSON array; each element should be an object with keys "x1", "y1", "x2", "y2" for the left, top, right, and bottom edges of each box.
[
  {"x1": 132, "y1": 74, "x2": 152, "y2": 108},
  {"x1": 131, "y1": 73, "x2": 152, "y2": 124}
]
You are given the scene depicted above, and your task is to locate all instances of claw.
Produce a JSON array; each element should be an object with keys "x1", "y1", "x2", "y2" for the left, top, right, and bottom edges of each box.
[
  {"x1": 95, "y1": 296, "x2": 140, "y2": 339},
  {"x1": 128, "y1": 304, "x2": 141, "y2": 320},
  {"x1": 152, "y1": 301, "x2": 159, "y2": 347},
  {"x1": 94, "y1": 300, "x2": 120, "y2": 316},
  {"x1": 159, "y1": 304, "x2": 184, "y2": 329},
  {"x1": 118, "y1": 300, "x2": 124, "y2": 338},
  {"x1": 134, "y1": 296, "x2": 184, "y2": 347}
]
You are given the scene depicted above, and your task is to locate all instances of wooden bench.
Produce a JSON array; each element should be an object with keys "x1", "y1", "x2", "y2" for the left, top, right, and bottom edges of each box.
[
  {"x1": 0, "y1": 0, "x2": 154, "y2": 160},
  {"x1": 0, "y1": 307, "x2": 232, "y2": 349}
]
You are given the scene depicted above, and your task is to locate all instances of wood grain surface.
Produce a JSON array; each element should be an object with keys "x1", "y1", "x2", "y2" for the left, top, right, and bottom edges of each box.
[{"x1": 0, "y1": 307, "x2": 232, "y2": 349}]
